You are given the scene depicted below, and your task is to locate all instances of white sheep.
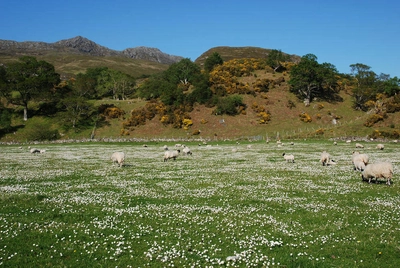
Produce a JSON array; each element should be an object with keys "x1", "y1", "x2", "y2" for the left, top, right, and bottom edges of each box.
[
  {"x1": 30, "y1": 148, "x2": 40, "y2": 154},
  {"x1": 111, "y1": 152, "x2": 125, "y2": 167},
  {"x1": 361, "y1": 162, "x2": 393, "y2": 185},
  {"x1": 352, "y1": 151, "x2": 369, "y2": 171},
  {"x1": 164, "y1": 150, "x2": 180, "y2": 162},
  {"x1": 376, "y1": 144, "x2": 384, "y2": 150},
  {"x1": 163, "y1": 145, "x2": 169, "y2": 151},
  {"x1": 282, "y1": 153, "x2": 295, "y2": 163},
  {"x1": 355, "y1": 143, "x2": 364, "y2": 148},
  {"x1": 182, "y1": 146, "x2": 192, "y2": 155},
  {"x1": 320, "y1": 151, "x2": 330, "y2": 166}
]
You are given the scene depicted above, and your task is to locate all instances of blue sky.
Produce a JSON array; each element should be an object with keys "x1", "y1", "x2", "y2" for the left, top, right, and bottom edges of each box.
[{"x1": 1, "y1": 0, "x2": 399, "y2": 76}]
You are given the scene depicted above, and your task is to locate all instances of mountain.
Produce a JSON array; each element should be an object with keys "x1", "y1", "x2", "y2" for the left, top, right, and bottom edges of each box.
[
  {"x1": 0, "y1": 36, "x2": 183, "y2": 78},
  {"x1": 0, "y1": 36, "x2": 183, "y2": 65}
]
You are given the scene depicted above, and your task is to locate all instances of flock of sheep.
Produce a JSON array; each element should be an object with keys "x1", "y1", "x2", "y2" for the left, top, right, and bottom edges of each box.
[
  {"x1": 282, "y1": 141, "x2": 393, "y2": 186},
  {"x1": 29, "y1": 140, "x2": 394, "y2": 186},
  {"x1": 110, "y1": 141, "x2": 394, "y2": 186}
]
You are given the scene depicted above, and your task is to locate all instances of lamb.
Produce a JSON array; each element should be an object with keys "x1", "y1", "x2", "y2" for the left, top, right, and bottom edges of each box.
[
  {"x1": 111, "y1": 152, "x2": 125, "y2": 167},
  {"x1": 376, "y1": 144, "x2": 384, "y2": 150},
  {"x1": 282, "y1": 153, "x2": 295, "y2": 163},
  {"x1": 361, "y1": 162, "x2": 393, "y2": 185},
  {"x1": 352, "y1": 151, "x2": 369, "y2": 171},
  {"x1": 355, "y1": 143, "x2": 364, "y2": 148},
  {"x1": 182, "y1": 146, "x2": 192, "y2": 155},
  {"x1": 164, "y1": 150, "x2": 180, "y2": 162}
]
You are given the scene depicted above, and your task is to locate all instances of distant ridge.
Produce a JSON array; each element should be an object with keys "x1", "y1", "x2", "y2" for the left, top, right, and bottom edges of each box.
[
  {"x1": 195, "y1": 46, "x2": 300, "y2": 66},
  {"x1": 0, "y1": 36, "x2": 183, "y2": 65}
]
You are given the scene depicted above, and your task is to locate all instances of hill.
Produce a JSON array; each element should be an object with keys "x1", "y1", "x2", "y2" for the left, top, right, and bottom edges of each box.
[
  {"x1": 0, "y1": 40, "x2": 398, "y2": 142},
  {"x1": 195, "y1": 46, "x2": 301, "y2": 67},
  {"x1": 0, "y1": 36, "x2": 183, "y2": 78}
]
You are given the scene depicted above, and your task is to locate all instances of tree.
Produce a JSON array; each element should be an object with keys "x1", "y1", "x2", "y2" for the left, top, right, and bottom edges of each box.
[
  {"x1": 96, "y1": 69, "x2": 135, "y2": 100},
  {"x1": 350, "y1": 63, "x2": 377, "y2": 110},
  {"x1": 204, "y1": 52, "x2": 224, "y2": 73},
  {"x1": 376, "y1": 74, "x2": 400, "y2": 97},
  {"x1": 266, "y1": 49, "x2": 289, "y2": 72},
  {"x1": 5, "y1": 56, "x2": 60, "y2": 120},
  {"x1": 164, "y1": 58, "x2": 201, "y2": 85},
  {"x1": 188, "y1": 73, "x2": 213, "y2": 104},
  {"x1": 288, "y1": 54, "x2": 339, "y2": 105},
  {"x1": 0, "y1": 65, "x2": 8, "y2": 98}
]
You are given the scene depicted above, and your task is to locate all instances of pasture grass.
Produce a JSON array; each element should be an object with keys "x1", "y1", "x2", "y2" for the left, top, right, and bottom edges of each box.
[{"x1": 0, "y1": 140, "x2": 399, "y2": 267}]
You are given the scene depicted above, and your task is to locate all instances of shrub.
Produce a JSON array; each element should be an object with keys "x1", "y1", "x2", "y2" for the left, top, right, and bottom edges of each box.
[
  {"x1": 257, "y1": 111, "x2": 271, "y2": 124},
  {"x1": 24, "y1": 120, "x2": 60, "y2": 141},
  {"x1": 192, "y1": 129, "x2": 201, "y2": 135},
  {"x1": 287, "y1": 100, "x2": 296, "y2": 109},
  {"x1": 213, "y1": 95, "x2": 245, "y2": 116},
  {"x1": 299, "y1": 112, "x2": 312, "y2": 122},
  {"x1": 364, "y1": 113, "x2": 385, "y2": 127},
  {"x1": 182, "y1": 118, "x2": 193, "y2": 130},
  {"x1": 369, "y1": 129, "x2": 400, "y2": 139},
  {"x1": 200, "y1": 119, "x2": 208, "y2": 124},
  {"x1": 104, "y1": 107, "x2": 125, "y2": 119},
  {"x1": 317, "y1": 103, "x2": 324, "y2": 110},
  {"x1": 315, "y1": 128, "x2": 325, "y2": 135}
]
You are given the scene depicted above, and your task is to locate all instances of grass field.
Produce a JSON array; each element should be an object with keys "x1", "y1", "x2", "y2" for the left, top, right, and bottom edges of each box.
[{"x1": 0, "y1": 140, "x2": 399, "y2": 267}]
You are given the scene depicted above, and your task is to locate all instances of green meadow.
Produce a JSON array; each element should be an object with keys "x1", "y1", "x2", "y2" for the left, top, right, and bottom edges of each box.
[{"x1": 0, "y1": 140, "x2": 398, "y2": 267}]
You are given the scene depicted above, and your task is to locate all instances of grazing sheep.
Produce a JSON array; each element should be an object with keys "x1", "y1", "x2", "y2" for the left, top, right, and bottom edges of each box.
[
  {"x1": 246, "y1": 144, "x2": 252, "y2": 149},
  {"x1": 320, "y1": 151, "x2": 330, "y2": 166},
  {"x1": 376, "y1": 144, "x2": 384, "y2": 150},
  {"x1": 164, "y1": 150, "x2": 180, "y2": 162},
  {"x1": 355, "y1": 143, "x2": 364, "y2": 148},
  {"x1": 30, "y1": 148, "x2": 40, "y2": 154},
  {"x1": 282, "y1": 153, "x2": 295, "y2": 163},
  {"x1": 39, "y1": 149, "x2": 46, "y2": 154},
  {"x1": 182, "y1": 146, "x2": 192, "y2": 155},
  {"x1": 111, "y1": 152, "x2": 125, "y2": 167},
  {"x1": 361, "y1": 162, "x2": 393, "y2": 185},
  {"x1": 333, "y1": 141, "x2": 337, "y2": 145},
  {"x1": 163, "y1": 145, "x2": 169, "y2": 151},
  {"x1": 352, "y1": 151, "x2": 369, "y2": 171}
]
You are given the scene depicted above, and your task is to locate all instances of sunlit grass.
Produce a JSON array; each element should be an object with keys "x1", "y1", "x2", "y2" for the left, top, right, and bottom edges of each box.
[{"x1": 0, "y1": 140, "x2": 398, "y2": 267}]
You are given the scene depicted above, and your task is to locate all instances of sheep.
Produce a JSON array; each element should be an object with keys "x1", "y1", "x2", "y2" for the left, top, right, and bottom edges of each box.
[
  {"x1": 39, "y1": 149, "x2": 46, "y2": 154},
  {"x1": 30, "y1": 148, "x2": 40, "y2": 154},
  {"x1": 320, "y1": 151, "x2": 330, "y2": 166},
  {"x1": 282, "y1": 153, "x2": 295, "y2": 163},
  {"x1": 164, "y1": 150, "x2": 180, "y2": 162},
  {"x1": 376, "y1": 144, "x2": 384, "y2": 150},
  {"x1": 182, "y1": 146, "x2": 192, "y2": 155},
  {"x1": 163, "y1": 145, "x2": 169, "y2": 151},
  {"x1": 352, "y1": 151, "x2": 369, "y2": 171},
  {"x1": 355, "y1": 143, "x2": 364, "y2": 148},
  {"x1": 361, "y1": 162, "x2": 393, "y2": 185},
  {"x1": 111, "y1": 152, "x2": 125, "y2": 167}
]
